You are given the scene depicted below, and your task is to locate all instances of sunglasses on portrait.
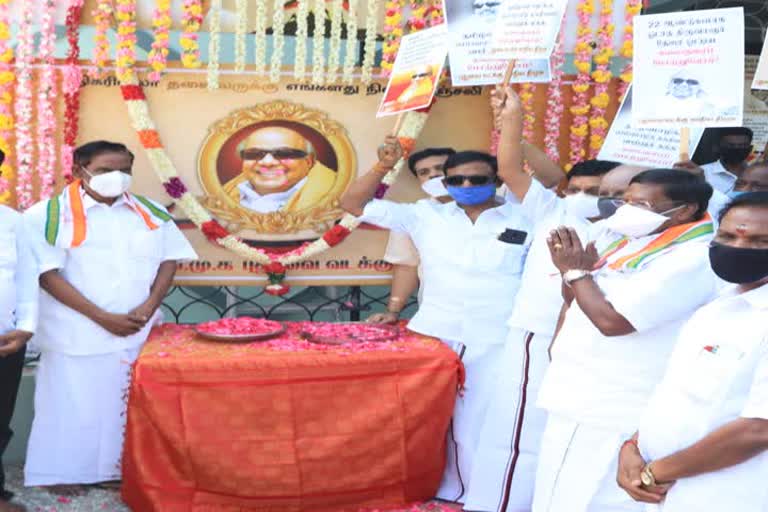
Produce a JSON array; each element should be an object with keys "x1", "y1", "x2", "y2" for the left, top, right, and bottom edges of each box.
[
  {"x1": 443, "y1": 175, "x2": 494, "y2": 186},
  {"x1": 240, "y1": 148, "x2": 309, "y2": 161},
  {"x1": 671, "y1": 78, "x2": 699, "y2": 86}
]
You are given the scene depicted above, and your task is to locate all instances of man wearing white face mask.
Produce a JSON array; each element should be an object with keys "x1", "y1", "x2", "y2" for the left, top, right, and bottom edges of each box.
[
  {"x1": 23, "y1": 141, "x2": 197, "y2": 494},
  {"x1": 531, "y1": 169, "x2": 719, "y2": 512}
]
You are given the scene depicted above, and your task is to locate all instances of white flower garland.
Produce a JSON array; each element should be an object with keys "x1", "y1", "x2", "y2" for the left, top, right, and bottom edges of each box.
[
  {"x1": 325, "y1": 0, "x2": 344, "y2": 83},
  {"x1": 360, "y1": 0, "x2": 379, "y2": 84},
  {"x1": 234, "y1": 0, "x2": 247, "y2": 73},
  {"x1": 253, "y1": 0, "x2": 268, "y2": 76},
  {"x1": 293, "y1": 0, "x2": 309, "y2": 80},
  {"x1": 310, "y1": 0, "x2": 326, "y2": 85},
  {"x1": 206, "y1": 0, "x2": 221, "y2": 90},
  {"x1": 342, "y1": 0, "x2": 359, "y2": 84},
  {"x1": 269, "y1": 0, "x2": 286, "y2": 83}
]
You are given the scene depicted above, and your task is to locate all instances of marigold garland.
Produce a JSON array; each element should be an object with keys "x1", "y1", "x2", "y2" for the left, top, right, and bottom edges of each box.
[
  {"x1": 37, "y1": 0, "x2": 57, "y2": 200},
  {"x1": 341, "y1": 0, "x2": 358, "y2": 84},
  {"x1": 568, "y1": 0, "x2": 594, "y2": 168},
  {"x1": 310, "y1": 0, "x2": 326, "y2": 85},
  {"x1": 0, "y1": 0, "x2": 13, "y2": 203},
  {"x1": 91, "y1": 0, "x2": 114, "y2": 78},
  {"x1": 181, "y1": 0, "x2": 204, "y2": 68},
  {"x1": 206, "y1": 0, "x2": 222, "y2": 90},
  {"x1": 14, "y1": 0, "x2": 34, "y2": 209},
  {"x1": 269, "y1": 0, "x2": 287, "y2": 83},
  {"x1": 115, "y1": 0, "x2": 137, "y2": 83},
  {"x1": 234, "y1": 0, "x2": 247, "y2": 73},
  {"x1": 381, "y1": 0, "x2": 406, "y2": 77},
  {"x1": 325, "y1": 0, "x2": 344, "y2": 83},
  {"x1": 360, "y1": 0, "x2": 380, "y2": 84},
  {"x1": 544, "y1": 17, "x2": 566, "y2": 164},
  {"x1": 618, "y1": 0, "x2": 642, "y2": 99},
  {"x1": 587, "y1": 0, "x2": 614, "y2": 157},
  {"x1": 253, "y1": 0, "x2": 268, "y2": 75},
  {"x1": 147, "y1": 0, "x2": 171, "y2": 82}
]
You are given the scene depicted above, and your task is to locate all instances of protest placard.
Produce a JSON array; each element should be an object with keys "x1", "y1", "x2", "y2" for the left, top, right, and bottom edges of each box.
[
  {"x1": 753, "y1": 40, "x2": 768, "y2": 90},
  {"x1": 444, "y1": 0, "x2": 552, "y2": 86},
  {"x1": 488, "y1": 0, "x2": 568, "y2": 60},
  {"x1": 377, "y1": 24, "x2": 449, "y2": 117},
  {"x1": 632, "y1": 7, "x2": 744, "y2": 129},
  {"x1": 599, "y1": 86, "x2": 704, "y2": 167}
]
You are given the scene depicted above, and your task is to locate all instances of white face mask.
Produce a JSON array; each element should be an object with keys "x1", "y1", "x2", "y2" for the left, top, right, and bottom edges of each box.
[
  {"x1": 84, "y1": 169, "x2": 132, "y2": 198},
  {"x1": 563, "y1": 192, "x2": 600, "y2": 219},
  {"x1": 421, "y1": 176, "x2": 449, "y2": 198},
  {"x1": 602, "y1": 203, "x2": 682, "y2": 238}
]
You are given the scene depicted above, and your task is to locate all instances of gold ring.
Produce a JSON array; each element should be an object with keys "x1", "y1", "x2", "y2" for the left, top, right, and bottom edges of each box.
[{"x1": 553, "y1": 243, "x2": 563, "y2": 250}]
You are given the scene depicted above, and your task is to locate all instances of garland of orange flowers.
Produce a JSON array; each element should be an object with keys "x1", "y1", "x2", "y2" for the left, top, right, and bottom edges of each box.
[
  {"x1": 568, "y1": 0, "x2": 594, "y2": 168},
  {"x1": 381, "y1": 0, "x2": 406, "y2": 76},
  {"x1": 588, "y1": 0, "x2": 614, "y2": 158},
  {"x1": 181, "y1": 0, "x2": 203, "y2": 68},
  {"x1": 0, "y1": 0, "x2": 12, "y2": 204},
  {"x1": 618, "y1": 0, "x2": 642, "y2": 99}
]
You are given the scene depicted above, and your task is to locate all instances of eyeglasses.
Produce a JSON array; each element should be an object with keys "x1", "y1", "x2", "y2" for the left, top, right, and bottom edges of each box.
[
  {"x1": 443, "y1": 175, "x2": 494, "y2": 187},
  {"x1": 240, "y1": 148, "x2": 309, "y2": 161},
  {"x1": 671, "y1": 78, "x2": 699, "y2": 86}
]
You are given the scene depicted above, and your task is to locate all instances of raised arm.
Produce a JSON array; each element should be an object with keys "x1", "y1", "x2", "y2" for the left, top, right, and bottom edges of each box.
[
  {"x1": 339, "y1": 136, "x2": 403, "y2": 216},
  {"x1": 494, "y1": 85, "x2": 530, "y2": 201},
  {"x1": 523, "y1": 142, "x2": 566, "y2": 189}
]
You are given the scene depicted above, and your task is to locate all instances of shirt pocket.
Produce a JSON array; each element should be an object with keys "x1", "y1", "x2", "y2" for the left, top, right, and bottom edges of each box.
[
  {"x1": 680, "y1": 345, "x2": 746, "y2": 403},
  {"x1": 125, "y1": 229, "x2": 164, "y2": 284},
  {"x1": 478, "y1": 238, "x2": 527, "y2": 273}
]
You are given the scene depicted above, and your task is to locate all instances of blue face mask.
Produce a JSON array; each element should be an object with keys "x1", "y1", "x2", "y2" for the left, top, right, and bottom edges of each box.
[
  {"x1": 727, "y1": 190, "x2": 747, "y2": 200},
  {"x1": 446, "y1": 183, "x2": 496, "y2": 205}
]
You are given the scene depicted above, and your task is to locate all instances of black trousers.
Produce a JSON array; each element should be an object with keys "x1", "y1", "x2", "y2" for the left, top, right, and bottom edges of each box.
[{"x1": 0, "y1": 345, "x2": 26, "y2": 499}]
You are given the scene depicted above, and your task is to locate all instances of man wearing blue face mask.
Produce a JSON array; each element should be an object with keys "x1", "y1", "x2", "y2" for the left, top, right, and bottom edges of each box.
[{"x1": 340, "y1": 137, "x2": 532, "y2": 506}]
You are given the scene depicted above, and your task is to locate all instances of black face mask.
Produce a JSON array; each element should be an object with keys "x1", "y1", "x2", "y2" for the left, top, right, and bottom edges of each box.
[
  {"x1": 719, "y1": 147, "x2": 752, "y2": 165},
  {"x1": 597, "y1": 197, "x2": 621, "y2": 218},
  {"x1": 709, "y1": 242, "x2": 768, "y2": 284}
]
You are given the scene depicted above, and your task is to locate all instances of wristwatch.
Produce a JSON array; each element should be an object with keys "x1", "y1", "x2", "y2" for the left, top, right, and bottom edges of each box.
[
  {"x1": 640, "y1": 463, "x2": 657, "y2": 487},
  {"x1": 562, "y1": 269, "x2": 591, "y2": 286}
]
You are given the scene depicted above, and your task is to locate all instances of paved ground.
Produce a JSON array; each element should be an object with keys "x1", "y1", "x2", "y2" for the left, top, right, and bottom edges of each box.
[{"x1": 5, "y1": 466, "x2": 461, "y2": 512}]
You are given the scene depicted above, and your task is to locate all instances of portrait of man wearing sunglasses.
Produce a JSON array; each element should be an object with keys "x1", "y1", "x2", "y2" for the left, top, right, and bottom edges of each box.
[
  {"x1": 223, "y1": 125, "x2": 338, "y2": 214},
  {"x1": 652, "y1": 69, "x2": 728, "y2": 119}
]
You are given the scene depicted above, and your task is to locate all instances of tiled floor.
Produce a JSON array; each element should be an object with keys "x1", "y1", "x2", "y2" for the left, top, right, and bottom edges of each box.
[{"x1": 5, "y1": 466, "x2": 462, "y2": 512}]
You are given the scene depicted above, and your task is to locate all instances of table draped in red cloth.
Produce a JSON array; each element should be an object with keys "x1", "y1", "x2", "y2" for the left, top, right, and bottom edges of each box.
[{"x1": 121, "y1": 322, "x2": 464, "y2": 512}]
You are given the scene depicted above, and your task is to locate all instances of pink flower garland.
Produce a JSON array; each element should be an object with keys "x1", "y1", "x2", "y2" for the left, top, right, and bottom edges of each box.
[
  {"x1": 544, "y1": 17, "x2": 566, "y2": 164},
  {"x1": 568, "y1": 0, "x2": 594, "y2": 168},
  {"x1": 14, "y1": 0, "x2": 34, "y2": 209},
  {"x1": 36, "y1": 0, "x2": 58, "y2": 200},
  {"x1": 62, "y1": 0, "x2": 85, "y2": 181},
  {"x1": 147, "y1": 0, "x2": 172, "y2": 82},
  {"x1": 618, "y1": 0, "x2": 642, "y2": 99},
  {"x1": 115, "y1": 0, "x2": 138, "y2": 82}
]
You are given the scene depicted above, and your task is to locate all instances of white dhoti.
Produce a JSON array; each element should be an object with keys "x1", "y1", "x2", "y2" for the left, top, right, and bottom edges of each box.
[
  {"x1": 437, "y1": 339, "x2": 507, "y2": 503},
  {"x1": 463, "y1": 330, "x2": 551, "y2": 512},
  {"x1": 532, "y1": 414, "x2": 643, "y2": 512},
  {"x1": 24, "y1": 347, "x2": 141, "y2": 486}
]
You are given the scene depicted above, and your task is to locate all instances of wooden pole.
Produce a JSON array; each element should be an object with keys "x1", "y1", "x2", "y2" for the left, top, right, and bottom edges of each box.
[
  {"x1": 391, "y1": 113, "x2": 405, "y2": 136},
  {"x1": 502, "y1": 59, "x2": 517, "y2": 86},
  {"x1": 679, "y1": 127, "x2": 691, "y2": 162}
]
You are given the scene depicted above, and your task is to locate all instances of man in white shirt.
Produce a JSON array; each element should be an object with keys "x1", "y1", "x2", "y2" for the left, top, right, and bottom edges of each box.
[
  {"x1": 340, "y1": 137, "x2": 531, "y2": 505},
  {"x1": 0, "y1": 149, "x2": 38, "y2": 512},
  {"x1": 618, "y1": 191, "x2": 768, "y2": 512},
  {"x1": 532, "y1": 169, "x2": 719, "y2": 512},
  {"x1": 700, "y1": 127, "x2": 754, "y2": 195},
  {"x1": 23, "y1": 141, "x2": 197, "y2": 494}
]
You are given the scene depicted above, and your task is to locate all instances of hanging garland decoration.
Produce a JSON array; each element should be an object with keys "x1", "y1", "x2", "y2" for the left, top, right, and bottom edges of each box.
[
  {"x1": 269, "y1": 0, "x2": 287, "y2": 83},
  {"x1": 568, "y1": 0, "x2": 594, "y2": 168},
  {"x1": 325, "y1": 0, "x2": 344, "y2": 83},
  {"x1": 426, "y1": 0, "x2": 444, "y2": 26},
  {"x1": 181, "y1": 0, "x2": 204, "y2": 68},
  {"x1": 310, "y1": 0, "x2": 326, "y2": 85},
  {"x1": 341, "y1": 0, "x2": 358, "y2": 84},
  {"x1": 147, "y1": 0, "x2": 171, "y2": 82},
  {"x1": 91, "y1": 0, "x2": 114, "y2": 78},
  {"x1": 618, "y1": 0, "x2": 642, "y2": 99},
  {"x1": 360, "y1": 0, "x2": 380, "y2": 84},
  {"x1": 294, "y1": 0, "x2": 309, "y2": 80},
  {"x1": 14, "y1": 0, "x2": 34, "y2": 209},
  {"x1": 253, "y1": 1, "x2": 268, "y2": 75},
  {"x1": 36, "y1": 0, "x2": 58, "y2": 201},
  {"x1": 588, "y1": 0, "x2": 614, "y2": 158},
  {"x1": 62, "y1": 0, "x2": 84, "y2": 183},
  {"x1": 206, "y1": 0, "x2": 222, "y2": 90},
  {"x1": 119, "y1": 74, "x2": 431, "y2": 293},
  {"x1": 234, "y1": 0, "x2": 247, "y2": 73},
  {"x1": 115, "y1": 0, "x2": 137, "y2": 82},
  {"x1": 381, "y1": 0, "x2": 406, "y2": 77},
  {"x1": 0, "y1": 0, "x2": 13, "y2": 203},
  {"x1": 543, "y1": 17, "x2": 566, "y2": 164}
]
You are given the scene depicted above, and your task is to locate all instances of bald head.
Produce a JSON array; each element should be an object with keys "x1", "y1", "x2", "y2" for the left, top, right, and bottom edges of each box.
[{"x1": 599, "y1": 165, "x2": 651, "y2": 198}]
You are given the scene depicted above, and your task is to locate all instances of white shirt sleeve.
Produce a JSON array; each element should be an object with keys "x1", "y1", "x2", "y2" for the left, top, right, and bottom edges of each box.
[
  {"x1": 160, "y1": 221, "x2": 198, "y2": 262},
  {"x1": 741, "y1": 341, "x2": 768, "y2": 421},
  {"x1": 604, "y1": 243, "x2": 718, "y2": 332},
  {"x1": 383, "y1": 231, "x2": 420, "y2": 266},
  {"x1": 520, "y1": 179, "x2": 564, "y2": 223},
  {"x1": 13, "y1": 211, "x2": 38, "y2": 333},
  {"x1": 23, "y1": 203, "x2": 67, "y2": 275},
  {"x1": 360, "y1": 199, "x2": 419, "y2": 234}
]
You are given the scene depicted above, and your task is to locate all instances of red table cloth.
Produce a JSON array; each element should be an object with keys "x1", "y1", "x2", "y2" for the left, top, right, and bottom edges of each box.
[{"x1": 121, "y1": 322, "x2": 463, "y2": 512}]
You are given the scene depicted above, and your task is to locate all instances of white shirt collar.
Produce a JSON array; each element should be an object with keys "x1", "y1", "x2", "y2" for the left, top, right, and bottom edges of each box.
[
  {"x1": 721, "y1": 282, "x2": 768, "y2": 310},
  {"x1": 238, "y1": 178, "x2": 308, "y2": 213}
]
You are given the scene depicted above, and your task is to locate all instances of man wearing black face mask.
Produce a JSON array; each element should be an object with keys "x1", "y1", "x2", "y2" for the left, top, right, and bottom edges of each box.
[
  {"x1": 700, "y1": 127, "x2": 754, "y2": 195},
  {"x1": 618, "y1": 191, "x2": 768, "y2": 512}
]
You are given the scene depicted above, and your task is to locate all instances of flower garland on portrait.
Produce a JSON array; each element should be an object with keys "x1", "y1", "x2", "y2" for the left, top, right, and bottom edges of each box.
[
  {"x1": 269, "y1": 0, "x2": 288, "y2": 83},
  {"x1": 0, "y1": 0, "x2": 13, "y2": 204},
  {"x1": 568, "y1": 0, "x2": 594, "y2": 168},
  {"x1": 37, "y1": 0, "x2": 58, "y2": 201},
  {"x1": 91, "y1": 0, "x2": 114, "y2": 78},
  {"x1": 62, "y1": 0, "x2": 85, "y2": 182},
  {"x1": 147, "y1": 0, "x2": 171, "y2": 82},
  {"x1": 618, "y1": 0, "x2": 642, "y2": 99},
  {"x1": 360, "y1": 0, "x2": 380, "y2": 84},
  {"x1": 294, "y1": 0, "x2": 310, "y2": 80},
  {"x1": 253, "y1": 1, "x2": 268, "y2": 76},
  {"x1": 588, "y1": 0, "x2": 614, "y2": 158},
  {"x1": 14, "y1": 0, "x2": 34, "y2": 209},
  {"x1": 310, "y1": 0, "x2": 326, "y2": 84},
  {"x1": 119, "y1": 76, "x2": 431, "y2": 294},
  {"x1": 181, "y1": 0, "x2": 204, "y2": 68}
]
